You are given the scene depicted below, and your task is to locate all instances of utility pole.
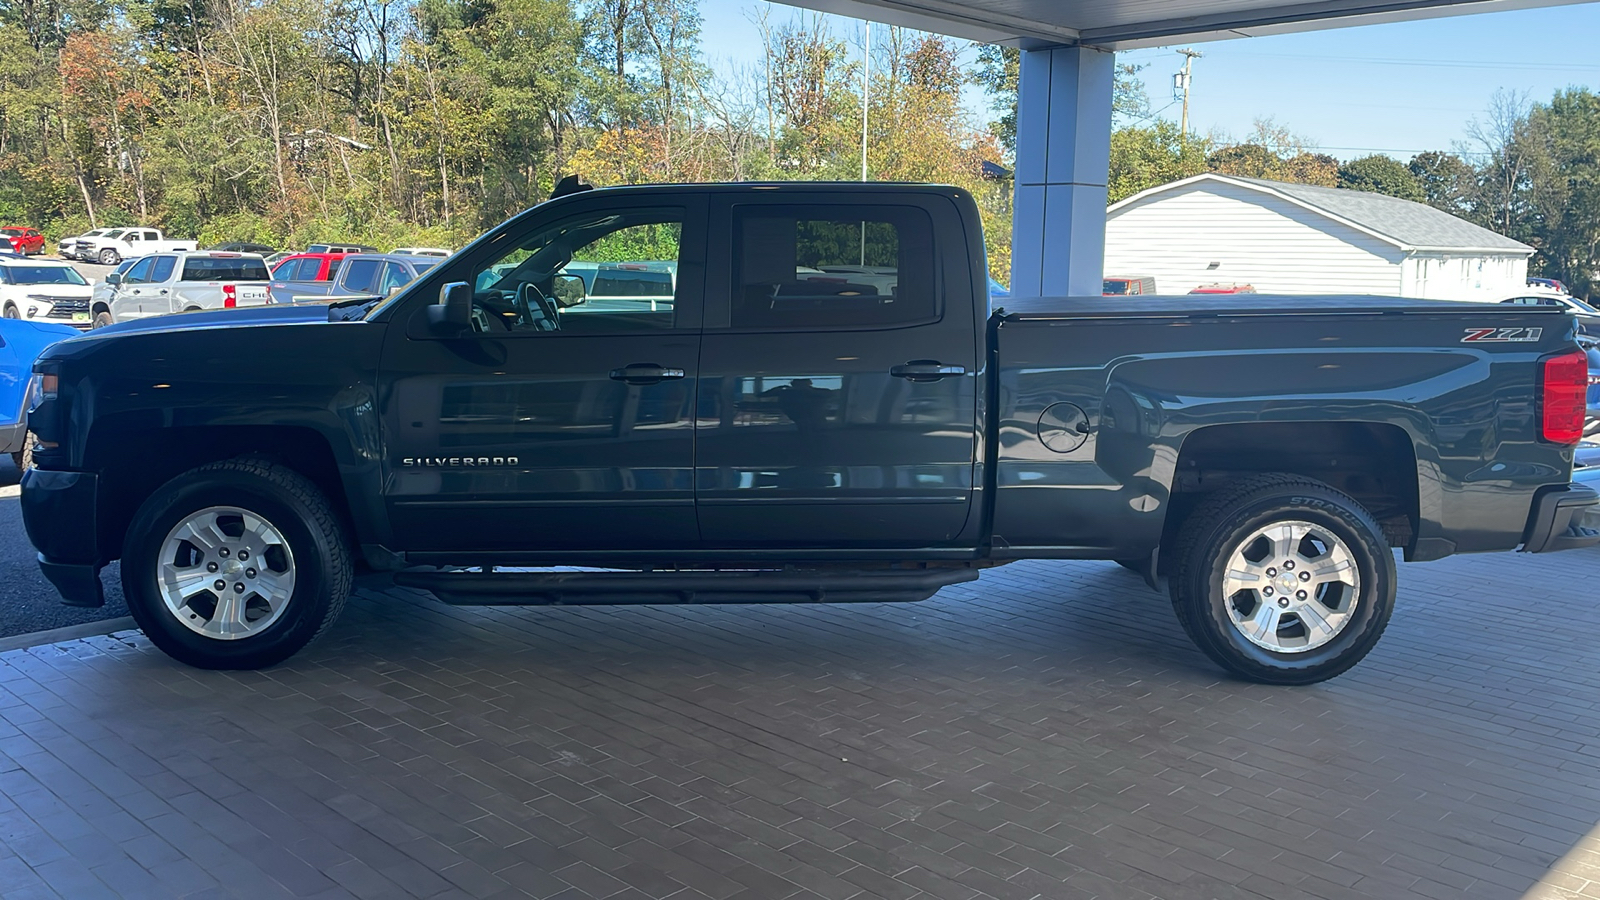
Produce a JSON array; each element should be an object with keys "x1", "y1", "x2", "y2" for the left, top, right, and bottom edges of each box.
[{"x1": 1175, "y1": 48, "x2": 1202, "y2": 135}]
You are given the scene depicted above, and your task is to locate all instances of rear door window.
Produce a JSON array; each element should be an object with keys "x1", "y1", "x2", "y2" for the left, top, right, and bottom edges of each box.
[
  {"x1": 341, "y1": 259, "x2": 381, "y2": 293},
  {"x1": 149, "y1": 256, "x2": 177, "y2": 282},
  {"x1": 730, "y1": 205, "x2": 936, "y2": 329},
  {"x1": 181, "y1": 257, "x2": 271, "y2": 281}
]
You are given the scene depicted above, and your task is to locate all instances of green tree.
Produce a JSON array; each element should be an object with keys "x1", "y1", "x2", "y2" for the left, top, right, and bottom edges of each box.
[
  {"x1": 1337, "y1": 154, "x2": 1424, "y2": 201},
  {"x1": 1408, "y1": 150, "x2": 1477, "y2": 217},
  {"x1": 1108, "y1": 121, "x2": 1208, "y2": 203},
  {"x1": 1520, "y1": 88, "x2": 1600, "y2": 297}
]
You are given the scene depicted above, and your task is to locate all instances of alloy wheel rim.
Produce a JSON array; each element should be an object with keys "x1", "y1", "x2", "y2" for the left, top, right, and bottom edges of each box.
[
  {"x1": 157, "y1": 506, "x2": 296, "y2": 640},
  {"x1": 1221, "y1": 520, "x2": 1360, "y2": 654}
]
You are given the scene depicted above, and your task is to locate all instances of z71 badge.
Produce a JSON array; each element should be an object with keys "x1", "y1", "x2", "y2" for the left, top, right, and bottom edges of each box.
[{"x1": 1462, "y1": 327, "x2": 1544, "y2": 343}]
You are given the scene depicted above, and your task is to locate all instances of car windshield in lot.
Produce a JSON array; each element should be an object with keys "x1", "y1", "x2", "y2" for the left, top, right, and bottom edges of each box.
[
  {"x1": 182, "y1": 258, "x2": 271, "y2": 281},
  {"x1": 5, "y1": 265, "x2": 88, "y2": 285}
]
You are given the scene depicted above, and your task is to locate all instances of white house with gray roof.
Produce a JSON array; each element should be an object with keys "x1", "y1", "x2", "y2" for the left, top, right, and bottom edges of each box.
[{"x1": 1103, "y1": 173, "x2": 1533, "y2": 301}]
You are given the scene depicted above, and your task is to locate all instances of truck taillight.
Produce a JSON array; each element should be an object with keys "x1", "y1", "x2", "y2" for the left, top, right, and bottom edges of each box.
[
  {"x1": 1540, "y1": 349, "x2": 1588, "y2": 444},
  {"x1": 222, "y1": 283, "x2": 237, "y2": 308}
]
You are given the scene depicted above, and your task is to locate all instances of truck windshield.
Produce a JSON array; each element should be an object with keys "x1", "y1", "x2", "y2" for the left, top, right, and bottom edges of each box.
[
  {"x1": 6, "y1": 266, "x2": 87, "y2": 286},
  {"x1": 182, "y1": 258, "x2": 271, "y2": 281}
]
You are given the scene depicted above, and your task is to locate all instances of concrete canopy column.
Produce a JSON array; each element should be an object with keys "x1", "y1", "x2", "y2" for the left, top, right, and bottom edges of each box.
[{"x1": 1010, "y1": 45, "x2": 1115, "y2": 298}]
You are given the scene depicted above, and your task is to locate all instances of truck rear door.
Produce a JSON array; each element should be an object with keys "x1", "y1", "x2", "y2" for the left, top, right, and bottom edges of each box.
[{"x1": 695, "y1": 191, "x2": 980, "y2": 547}]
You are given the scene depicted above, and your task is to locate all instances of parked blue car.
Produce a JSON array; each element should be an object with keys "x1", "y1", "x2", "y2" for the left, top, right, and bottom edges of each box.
[{"x1": 0, "y1": 318, "x2": 79, "y2": 467}]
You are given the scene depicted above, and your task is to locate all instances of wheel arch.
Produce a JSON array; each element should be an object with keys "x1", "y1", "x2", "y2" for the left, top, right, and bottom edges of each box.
[
  {"x1": 84, "y1": 421, "x2": 379, "y2": 564},
  {"x1": 1163, "y1": 421, "x2": 1420, "y2": 564}
]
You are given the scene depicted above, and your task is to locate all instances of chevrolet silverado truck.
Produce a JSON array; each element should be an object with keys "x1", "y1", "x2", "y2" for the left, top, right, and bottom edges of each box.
[
  {"x1": 20, "y1": 182, "x2": 1600, "y2": 684},
  {"x1": 81, "y1": 227, "x2": 198, "y2": 266},
  {"x1": 94, "y1": 251, "x2": 272, "y2": 327}
]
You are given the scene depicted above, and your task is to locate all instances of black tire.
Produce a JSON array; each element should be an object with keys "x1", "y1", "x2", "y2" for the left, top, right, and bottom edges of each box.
[
  {"x1": 2, "y1": 304, "x2": 16, "y2": 319},
  {"x1": 91, "y1": 310, "x2": 113, "y2": 329},
  {"x1": 121, "y1": 458, "x2": 351, "y2": 669},
  {"x1": 1167, "y1": 474, "x2": 1395, "y2": 685},
  {"x1": 98, "y1": 248, "x2": 119, "y2": 265}
]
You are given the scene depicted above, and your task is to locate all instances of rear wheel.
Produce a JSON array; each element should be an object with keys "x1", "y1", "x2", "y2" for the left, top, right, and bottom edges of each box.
[
  {"x1": 121, "y1": 458, "x2": 351, "y2": 669},
  {"x1": 1167, "y1": 474, "x2": 1394, "y2": 685}
]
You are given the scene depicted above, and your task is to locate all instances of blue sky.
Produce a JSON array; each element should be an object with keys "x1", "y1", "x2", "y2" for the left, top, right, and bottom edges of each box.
[{"x1": 697, "y1": 1, "x2": 1600, "y2": 162}]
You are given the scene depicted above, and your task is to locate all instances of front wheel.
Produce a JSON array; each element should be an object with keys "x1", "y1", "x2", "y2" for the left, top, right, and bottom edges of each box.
[
  {"x1": 1167, "y1": 474, "x2": 1395, "y2": 685},
  {"x1": 98, "y1": 248, "x2": 119, "y2": 265},
  {"x1": 121, "y1": 458, "x2": 352, "y2": 669},
  {"x1": 91, "y1": 310, "x2": 113, "y2": 329},
  {"x1": 2, "y1": 304, "x2": 16, "y2": 319}
]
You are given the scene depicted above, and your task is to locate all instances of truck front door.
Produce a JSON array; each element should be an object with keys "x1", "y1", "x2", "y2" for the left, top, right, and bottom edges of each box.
[
  {"x1": 378, "y1": 196, "x2": 707, "y2": 553},
  {"x1": 695, "y1": 193, "x2": 980, "y2": 548}
]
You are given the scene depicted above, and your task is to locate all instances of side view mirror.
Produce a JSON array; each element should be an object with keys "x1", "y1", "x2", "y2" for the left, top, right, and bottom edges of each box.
[
  {"x1": 551, "y1": 274, "x2": 588, "y2": 307},
  {"x1": 105, "y1": 273, "x2": 122, "y2": 286},
  {"x1": 427, "y1": 281, "x2": 472, "y2": 333}
]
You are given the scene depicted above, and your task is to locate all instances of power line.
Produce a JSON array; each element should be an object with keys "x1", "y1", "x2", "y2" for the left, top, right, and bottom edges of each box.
[{"x1": 1200, "y1": 51, "x2": 1598, "y2": 72}]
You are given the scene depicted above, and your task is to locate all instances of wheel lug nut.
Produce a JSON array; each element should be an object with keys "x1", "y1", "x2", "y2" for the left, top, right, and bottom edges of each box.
[
  {"x1": 233, "y1": 583, "x2": 245, "y2": 594},
  {"x1": 214, "y1": 580, "x2": 226, "y2": 591},
  {"x1": 207, "y1": 562, "x2": 218, "y2": 573},
  {"x1": 1266, "y1": 567, "x2": 1277, "y2": 576},
  {"x1": 245, "y1": 568, "x2": 257, "y2": 578},
  {"x1": 238, "y1": 550, "x2": 248, "y2": 561},
  {"x1": 1297, "y1": 591, "x2": 1307, "y2": 600},
  {"x1": 218, "y1": 548, "x2": 229, "y2": 558},
  {"x1": 1263, "y1": 586, "x2": 1274, "y2": 596},
  {"x1": 1299, "y1": 571, "x2": 1311, "y2": 582},
  {"x1": 1284, "y1": 560, "x2": 1295, "y2": 570},
  {"x1": 1277, "y1": 597, "x2": 1290, "y2": 608}
]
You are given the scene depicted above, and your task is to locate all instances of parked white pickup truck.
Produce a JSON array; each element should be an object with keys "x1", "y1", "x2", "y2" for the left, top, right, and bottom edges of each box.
[
  {"x1": 81, "y1": 228, "x2": 198, "y2": 265},
  {"x1": 92, "y1": 251, "x2": 272, "y2": 327}
]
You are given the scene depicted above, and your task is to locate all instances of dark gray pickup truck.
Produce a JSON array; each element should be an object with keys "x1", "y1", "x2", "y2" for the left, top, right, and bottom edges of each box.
[{"x1": 20, "y1": 182, "x2": 1599, "y2": 684}]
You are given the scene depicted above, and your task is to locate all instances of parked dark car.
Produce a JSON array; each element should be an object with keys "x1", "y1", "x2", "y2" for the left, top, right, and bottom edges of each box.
[
  {"x1": 21, "y1": 182, "x2": 1599, "y2": 686},
  {"x1": 269, "y1": 252, "x2": 437, "y2": 304},
  {"x1": 207, "y1": 242, "x2": 277, "y2": 255}
]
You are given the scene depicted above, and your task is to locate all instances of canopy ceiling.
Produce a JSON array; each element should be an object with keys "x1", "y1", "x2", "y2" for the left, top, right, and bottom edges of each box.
[{"x1": 782, "y1": 0, "x2": 1593, "y2": 48}]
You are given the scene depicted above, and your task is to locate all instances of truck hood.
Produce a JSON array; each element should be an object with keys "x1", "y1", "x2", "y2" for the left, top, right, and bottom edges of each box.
[{"x1": 82, "y1": 301, "x2": 354, "y2": 338}]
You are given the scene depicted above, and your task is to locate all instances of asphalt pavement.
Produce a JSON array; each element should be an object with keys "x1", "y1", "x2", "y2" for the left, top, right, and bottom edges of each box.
[{"x1": 0, "y1": 458, "x2": 127, "y2": 639}]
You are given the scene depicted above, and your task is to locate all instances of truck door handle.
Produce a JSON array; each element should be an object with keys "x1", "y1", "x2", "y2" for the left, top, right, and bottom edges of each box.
[
  {"x1": 890, "y1": 360, "x2": 967, "y2": 382},
  {"x1": 609, "y1": 363, "x2": 686, "y2": 385}
]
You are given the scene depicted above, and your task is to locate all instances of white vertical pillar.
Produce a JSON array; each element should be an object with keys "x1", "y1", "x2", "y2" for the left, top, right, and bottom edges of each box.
[{"x1": 1010, "y1": 45, "x2": 1115, "y2": 298}]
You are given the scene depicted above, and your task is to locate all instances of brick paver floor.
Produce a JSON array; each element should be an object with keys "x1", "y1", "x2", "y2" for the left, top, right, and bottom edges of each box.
[{"x1": 1, "y1": 548, "x2": 1599, "y2": 899}]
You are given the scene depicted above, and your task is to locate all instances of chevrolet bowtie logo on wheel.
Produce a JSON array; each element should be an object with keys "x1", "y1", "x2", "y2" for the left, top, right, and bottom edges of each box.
[{"x1": 402, "y1": 457, "x2": 519, "y2": 467}]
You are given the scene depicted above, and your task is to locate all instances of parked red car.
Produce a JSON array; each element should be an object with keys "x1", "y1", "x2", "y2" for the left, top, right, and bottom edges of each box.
[
  {"x1": 1189, "y1": 283, "x2": 1257, "y2": 294},
  {"x1": 268, "y1": 252, "x2": 350, "y2": 302},
  {"x1": 1, "y1": 227, "x2": 44, "y2": 256}
]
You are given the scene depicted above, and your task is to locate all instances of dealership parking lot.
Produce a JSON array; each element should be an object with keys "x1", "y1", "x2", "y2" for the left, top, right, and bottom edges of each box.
[{"x1": 0, "y1": 545, "x2": 1597, "y2": 899}]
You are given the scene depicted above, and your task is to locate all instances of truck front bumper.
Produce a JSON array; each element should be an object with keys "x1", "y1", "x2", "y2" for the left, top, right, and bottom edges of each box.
[
  {"x1": 20, "y1": 468, "x2": 105, "y2": 607},
  {"x1": 1522, "y1": 480, "x2": 1600, "y2": 553}
]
